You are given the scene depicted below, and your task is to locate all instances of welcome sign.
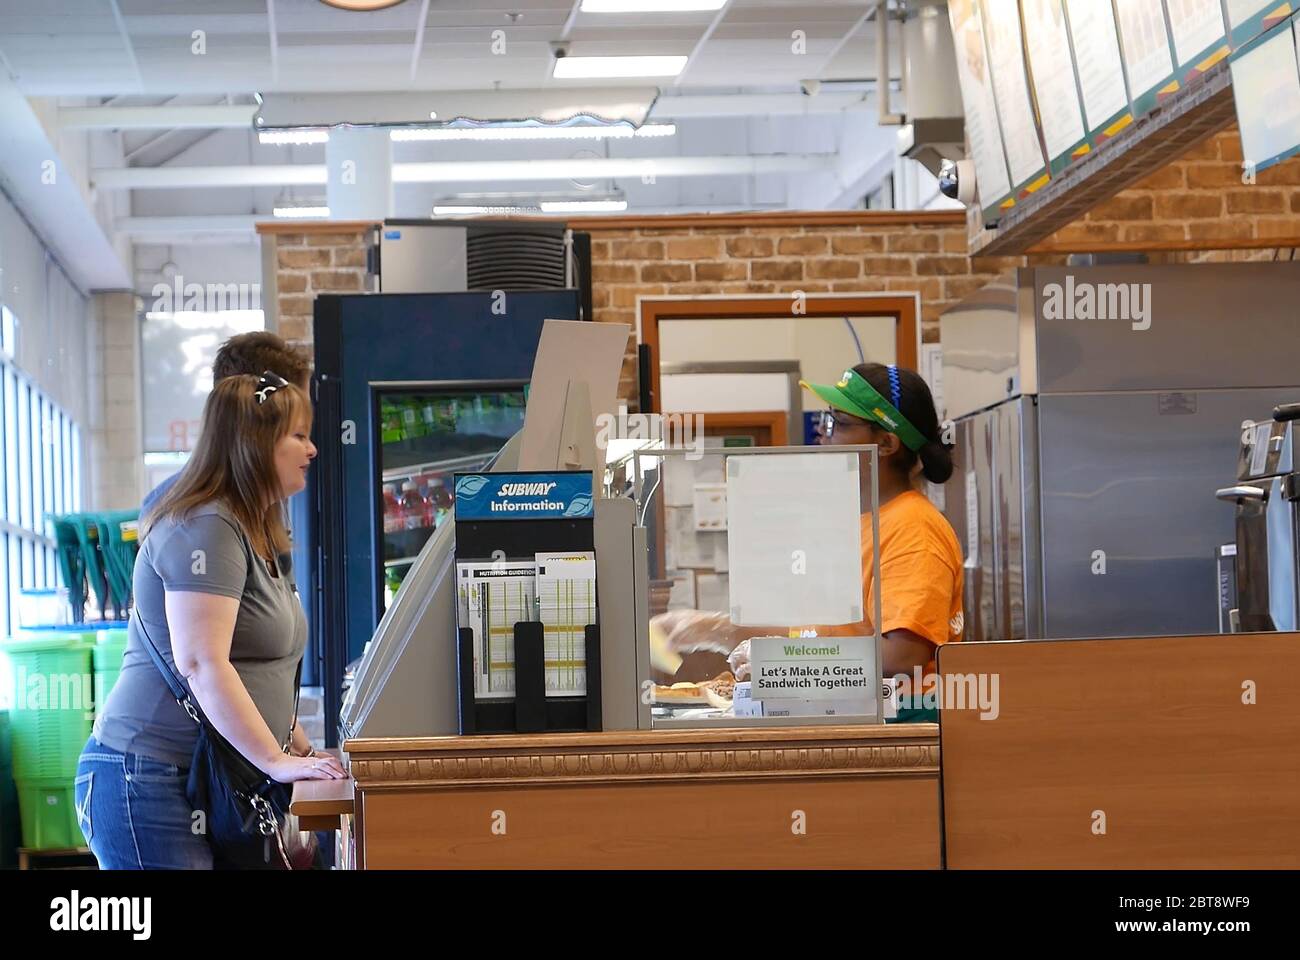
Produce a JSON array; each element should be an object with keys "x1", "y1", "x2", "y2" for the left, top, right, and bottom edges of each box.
[
  {"x1": 749, "y1": 635, "x2": 874, "y2": 706},
  {"x1": 454, "y1": 471, "x2": 594, "y2": 521}
]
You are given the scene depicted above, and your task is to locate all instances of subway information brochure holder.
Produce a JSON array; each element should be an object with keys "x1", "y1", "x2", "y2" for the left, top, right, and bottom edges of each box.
[{"x1": 453, "y1": 469, "x2": 602, "y2": 734}]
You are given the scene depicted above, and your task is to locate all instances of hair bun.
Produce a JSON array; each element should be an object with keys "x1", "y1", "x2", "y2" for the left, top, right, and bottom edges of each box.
[{"x1": 918, "y1": 439, "x2": 954, "y2": 485}]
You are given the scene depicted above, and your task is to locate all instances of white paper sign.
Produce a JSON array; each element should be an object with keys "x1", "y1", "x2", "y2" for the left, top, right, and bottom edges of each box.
[
  {"x1": 725, "y1": 452, "x2": 864, "y2": 626},
  {"x1": 750, "y1": 635, "x2": 875, "y2": 706}
]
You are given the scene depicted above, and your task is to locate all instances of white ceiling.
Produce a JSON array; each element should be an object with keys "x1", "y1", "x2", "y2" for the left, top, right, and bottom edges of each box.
[
  {"x1": 0, "y1": 0, "x2": 879, "y2": 94},
  {"x1": 0, "y1": 1, "x2": 959, "y2": 293}
]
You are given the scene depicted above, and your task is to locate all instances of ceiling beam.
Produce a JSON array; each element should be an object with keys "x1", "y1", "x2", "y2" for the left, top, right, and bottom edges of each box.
[
  {"x1": 108, "y1": 0, "x2": 144, "y2": 93},
  {"x1": 117, "y1": 215, "x2": 263, "y2": 236},
  {"x1": 650, "y1": 91, "x2": 872, "y2": 118},
  {"x1": 59, "y1": 104, "x2": 257, "y2": 130},
  {"x1": 409, "y1": 0, "x2": 431, "y2": 81},
  {"x1": 267, "y1": 0, "x2": 280, "y2": 84},
  {"x1": 818, "y1": 2, "x2": 879, "y2": 79},
  {"x1": 675, "y1": 0, "x2": 734, "y2": 87},
  {"x1": 92, "y1": 154, "x2": 834, "y2": 190},
  {"x1": 560, "y1": 0, "x2": 583, "y2": 41}
]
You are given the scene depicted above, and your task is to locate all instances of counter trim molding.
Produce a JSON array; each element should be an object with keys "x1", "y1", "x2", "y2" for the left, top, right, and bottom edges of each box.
[{"x1": 346, "y1": 726, "x2": 939, "y2": 788}]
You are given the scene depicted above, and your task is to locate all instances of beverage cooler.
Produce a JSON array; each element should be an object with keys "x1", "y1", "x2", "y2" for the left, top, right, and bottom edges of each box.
[
  {"x1": 375, "y1": 384, "x2": 527, "y2": 608},
  {"x1": 306, "y1": 290, "x2": 581, "y2": 741}
]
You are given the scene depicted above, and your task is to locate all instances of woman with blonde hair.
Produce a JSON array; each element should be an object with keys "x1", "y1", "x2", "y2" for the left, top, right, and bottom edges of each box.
[{"x1": 76, "y1": 371, "x2": 345, "y2": 870}]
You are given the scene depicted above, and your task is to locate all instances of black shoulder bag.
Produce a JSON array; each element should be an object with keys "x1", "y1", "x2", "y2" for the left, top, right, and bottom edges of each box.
[{"x1": 134, "y1": 609, "x2": 297, "y2": 870}]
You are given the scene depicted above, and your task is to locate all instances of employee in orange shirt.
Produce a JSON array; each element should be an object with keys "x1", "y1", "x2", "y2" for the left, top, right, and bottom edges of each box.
[
  {"x1": 652, "y1": 362, "x2": 963, "y2": 722},
  {"x1": 799, "y1": 362, "x2": 965, "y2": 720}
]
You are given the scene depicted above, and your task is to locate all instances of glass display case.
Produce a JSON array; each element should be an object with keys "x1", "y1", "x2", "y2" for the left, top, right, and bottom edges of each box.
[
  {"x1": 374, "y1": 381, "x2": 527, "y2": 612},
  {"x1": 613, "y1": 443, "x2": 884, "y2": 729}
]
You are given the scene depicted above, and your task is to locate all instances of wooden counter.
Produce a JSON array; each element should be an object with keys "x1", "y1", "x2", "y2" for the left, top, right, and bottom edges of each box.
[
  {"x1": 340, "y1": 723, "x2": 940, "y2": 869},
  {"x1": 939, "y1": 632, "x2": 1300, "y2": 869}
]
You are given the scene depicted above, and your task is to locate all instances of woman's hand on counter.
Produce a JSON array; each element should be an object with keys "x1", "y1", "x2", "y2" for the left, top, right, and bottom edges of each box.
[{"x1": 267, "y1": 751, "x2": 348, "y2": 783}]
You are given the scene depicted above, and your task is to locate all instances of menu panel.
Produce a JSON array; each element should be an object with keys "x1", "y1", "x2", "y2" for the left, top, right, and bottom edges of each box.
[
  {"x1": 1114, "y1": 0, "x2": 1180, "y2": 115},
  {"x1": 980, "y1": 0, "x2": 1050, "y2": 195},
  {"x1": 948, "y1": 0, "x2": 1015, "y2": 220},
  {"x1": 1165, "y1": 0, "x2": 1230, "y2": 80},
  {"x1": 1229, "y1": 16, "x2": 1300, "y2": 173},
  {"x1": 1225, "y1": 0, "x2": 1294, "y2": 48},
  {"x1": 1021, "y1": 0, "x2": 1090, "y2": 172},
  {"x1": 1063, "y1": 0, "x2": 1133, "y2": 142}
]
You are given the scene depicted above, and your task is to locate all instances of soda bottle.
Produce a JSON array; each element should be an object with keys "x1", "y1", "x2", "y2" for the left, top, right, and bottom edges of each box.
[
  {"x1": 421, "y1": 398, "x2": 440, "y2": 436},
  {"x1": 380, "y1": 403, "x2": 403, "y2": 444},
  {"x1": 382, "y1": 484, "x2": 401, "y2": 534},
  {"x1": 400, "y1": 480, "x2": 427, "y2": 531},
  {"x1": 401, "y1": 399, "x2": 422, "y2": 440}
]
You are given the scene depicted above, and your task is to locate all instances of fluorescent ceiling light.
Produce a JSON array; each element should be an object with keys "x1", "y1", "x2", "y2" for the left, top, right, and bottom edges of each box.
[
  {"x1": 392, "y1": 123, "x2": 675, "y2": 142},
  {"x1": 259, "y1": 129, "x2": 329, "y2": 145},
  {"x1": 553, "y1": 55, "x2": 688, "y2": 79},
  {"x1": 433, "y1": 205, "x2": 538, "y2": 216},
  {"x1": 539, "y1": 199, "x2": 629, "y2": 213},
  {"x1": 582, "y1": 1, "x2": 726, "y2": 10},
  {"x1": 273, "y1": 205, "x2": 331, "y2": 218}
]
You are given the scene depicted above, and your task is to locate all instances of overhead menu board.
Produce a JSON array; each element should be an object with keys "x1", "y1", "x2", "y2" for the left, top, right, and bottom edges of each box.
[
  {"x1": 979, "y1": 0, "x2": 1050, "y2": 199},
  {"x1": 1020, "y1": 0, "x2": 1090, "y2": 173},
  {"x1": 947, "y1": 0, "x2": 1015, "y2": 221},
  {"x1": 1114, "y1": 0, "x2": 1181, "y2": 116},
  {"x1": 1225, "y1": 0, "x2": 1295, "y2": 48},
  {"x1": 1165, "y1": 0, "x2": 1231, "y2": 81},
  {"x1": 1062, "y1": 0, "x2": 1134, "y2": 143},
  {"x1": 1228, "y1": 14, "x2": 1300, "y2": 173}
]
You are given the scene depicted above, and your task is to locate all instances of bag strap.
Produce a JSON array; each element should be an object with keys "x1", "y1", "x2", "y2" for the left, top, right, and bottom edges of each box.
[{"x1": 133, "y1": 608, "x2": 204, "y2": 725}]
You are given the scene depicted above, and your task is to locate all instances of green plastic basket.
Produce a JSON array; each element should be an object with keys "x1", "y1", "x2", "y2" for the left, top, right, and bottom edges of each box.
[
  {"x1": 1, "y1": 633, "x2": 95, "y2": 780},
  {"x1": 15, "y1": 777, "x2": 85, "y2": 851},
  {"x1": 93, "y1": 629, "x2": 129, "y2": 716}
]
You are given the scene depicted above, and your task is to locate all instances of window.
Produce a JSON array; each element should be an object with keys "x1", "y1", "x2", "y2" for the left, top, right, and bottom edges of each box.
[{"x1": 0, "y1": 341, "x2": 82, "y2": 640}]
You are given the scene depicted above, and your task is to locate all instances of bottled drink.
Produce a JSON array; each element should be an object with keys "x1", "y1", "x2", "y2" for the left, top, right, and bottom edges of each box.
[
  {"x1": 400, "y1": 480, "x2": 427, "y2": 531},
  {"x1": 382, "y1": 484, "x2": 401, "y2": 534},
  {"x1": 380, "y1": 403, "x2": 404, "y2": 444},
  {"x1": 401, "y1": 399, "x2": 423, "y2": 440}
]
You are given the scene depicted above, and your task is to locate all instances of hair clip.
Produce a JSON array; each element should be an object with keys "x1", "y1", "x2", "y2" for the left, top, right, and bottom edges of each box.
[{"x1": 255, "y1": 370, "x2": 289, "y2": 405}]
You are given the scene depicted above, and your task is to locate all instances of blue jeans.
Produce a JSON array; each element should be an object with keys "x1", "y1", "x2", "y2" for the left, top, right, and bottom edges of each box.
[{"x1": 75, "y1": 736, "x2": 213, "y2": 870}]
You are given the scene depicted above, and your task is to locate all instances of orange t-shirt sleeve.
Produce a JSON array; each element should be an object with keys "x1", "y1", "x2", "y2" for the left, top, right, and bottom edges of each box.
[{"x1": 875, "y1": 547, "x2": 958, "y2": 648}]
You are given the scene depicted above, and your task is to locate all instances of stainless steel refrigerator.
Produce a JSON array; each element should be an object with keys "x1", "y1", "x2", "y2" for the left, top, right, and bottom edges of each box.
[{"x1": 940, "y1": 263, "x2": 1300, "y2": 642}]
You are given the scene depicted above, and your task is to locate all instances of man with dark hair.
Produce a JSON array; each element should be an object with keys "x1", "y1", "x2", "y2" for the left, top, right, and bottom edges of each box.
[
  {"x1": 211, "y1": 330, "x2": 311, "y2": 390},
  {"x1": 142, "y1": 331, "x2": 312, "y2": 513}
]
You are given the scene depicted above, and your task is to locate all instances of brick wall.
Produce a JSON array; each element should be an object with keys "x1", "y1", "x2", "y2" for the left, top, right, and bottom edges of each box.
[
  {"x1": 578, "y1": 212, "x2": 1027, "y2": 404},
  {"x1": 259, "y1": 224, "x2": 372, "y2": 347},
  {"x1": 1034, "y1": 127, "x2": 1300, "y2": 260},
  {"x1": 259, "y1": 214, "x2": 1029, "y2": 407}
]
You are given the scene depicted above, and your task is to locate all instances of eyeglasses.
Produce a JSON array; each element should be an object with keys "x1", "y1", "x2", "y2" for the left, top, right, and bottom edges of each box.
[
  {"x1": 254, "y1": 370, "x2": 289, "y2": 405},
  {"x1": 819, "y1": 409, "x2": 870, "y2": 438}
]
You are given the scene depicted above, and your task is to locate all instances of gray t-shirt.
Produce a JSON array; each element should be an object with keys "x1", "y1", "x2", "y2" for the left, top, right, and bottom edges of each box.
[{"x1": 95, "y1": 501, "x2": 306, "y2": 767}]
